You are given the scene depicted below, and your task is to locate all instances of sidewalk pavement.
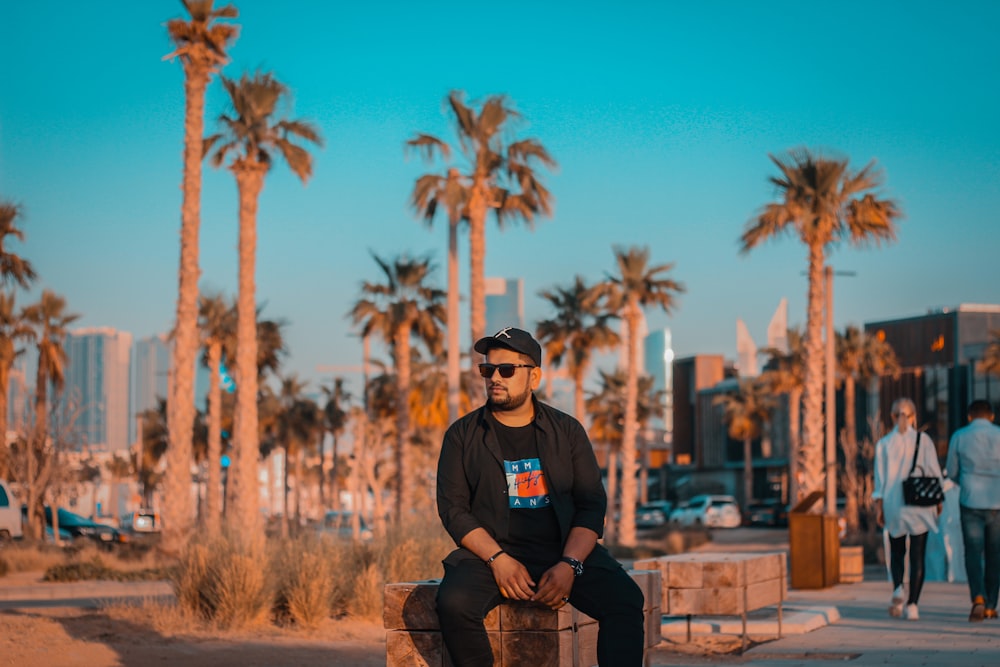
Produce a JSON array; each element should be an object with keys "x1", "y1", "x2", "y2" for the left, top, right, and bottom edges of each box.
[
  {"x1": 651, "y1": 564, "x2": 1000, "y2": 667},
  {"x1": 2, "y1": 564, "x2": 998, "y2": 666},
  {"x1": 0, "y1": 571, "x2": 171, "y2": 609}
]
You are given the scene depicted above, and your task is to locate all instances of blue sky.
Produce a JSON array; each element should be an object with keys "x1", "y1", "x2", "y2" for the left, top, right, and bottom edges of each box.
[{"x1": 2, "y1": 1, "x2": 998, "y2": 394}]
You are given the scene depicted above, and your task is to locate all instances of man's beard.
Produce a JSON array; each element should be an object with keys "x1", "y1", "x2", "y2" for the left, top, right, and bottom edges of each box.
[{"x1": 487, "y1": 383, "x2": 531, "y2": 412}]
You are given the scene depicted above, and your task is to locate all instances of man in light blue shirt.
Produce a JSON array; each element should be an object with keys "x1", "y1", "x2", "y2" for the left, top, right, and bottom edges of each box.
[{"x1": 946, "y1": 400, "x2": 1000, "y2": 622}]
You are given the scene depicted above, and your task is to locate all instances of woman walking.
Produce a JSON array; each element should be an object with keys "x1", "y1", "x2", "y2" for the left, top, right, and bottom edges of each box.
[{"x1": 872, "y1": 398, "x2": 944, "y2": 620}]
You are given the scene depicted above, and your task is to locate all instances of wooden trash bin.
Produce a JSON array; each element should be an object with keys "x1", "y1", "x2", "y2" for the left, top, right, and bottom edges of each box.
[
  {"x1": 788, "y1": 491, "x2": 840, "y2": 589},
  {"x1": 839, "y1": 545, "x2": 864, "y2": 583}
]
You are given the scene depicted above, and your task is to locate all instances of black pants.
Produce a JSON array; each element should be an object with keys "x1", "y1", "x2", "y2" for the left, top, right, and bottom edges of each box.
[
  {"x1": 436, "y1": 558, "x2": 645, "y2": 667},
  {"x1": 889, "y1": 531, "x2": 928, "y2": 605}
]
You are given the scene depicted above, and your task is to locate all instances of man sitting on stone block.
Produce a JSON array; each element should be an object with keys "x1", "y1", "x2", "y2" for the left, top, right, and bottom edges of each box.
[{"x1": 435, "y1": 327, "x2": 646, "y2": 666}]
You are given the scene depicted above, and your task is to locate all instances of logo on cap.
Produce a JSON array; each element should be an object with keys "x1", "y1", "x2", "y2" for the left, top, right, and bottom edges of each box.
[{"x1": 494, "y1": 327, "x2": 514, "y2": 339}]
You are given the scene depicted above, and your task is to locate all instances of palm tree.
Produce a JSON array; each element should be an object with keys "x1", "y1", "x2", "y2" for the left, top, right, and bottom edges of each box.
[
  {"x1": 537, "y1": 275, "x2": 620, "y2": 422},
  {"x1": 320, "y1": 378, "x2": 350, "y2": 509},
  {"x1": 205, "y1": 70, "x2": 322, "y2": 533},
  {"x1": 0, "y1": 293, "x2": 34, "y2": 479},
  {"x1": 162, "y1": 0, "x2": 238, "y2": 556},
  {"x1": 597, "y1": 245, "x2": 684, "y2": 547},
  {"x1": 407, "y1": 150, "x2": 466, "y2": 425},
  {"x1": 137, "y1": 400, "x2": 169, "y2": 506},
  {"x1": 836, "y1": 324, "x2": 898, "y2": 532},
  {"x1": 741, "y1": 149, "x2": 901, "y2": 500},
  {"x1": 981, "y1": 329, "x2": 1000, "y2": 377},
  {"x1": 275, "y1": 374, "x2": 320, "y2": 537},
  {"x1": 198, "y1": 292, "x2": 235, "y2": 535},
  {"x1": 407, "y1": 91, "x2": 556, "y2": 352},
  {"x1": 22, "y1": 290, "x2": 78, "y2": 538},
  {"x1": 585, "y1": 369, "x2": 659, "y2": 543},
  {"x1": 0, "y1": 201, "x2": 37, "y2": 289},
  {"x1": 349, "y1": 252, "x2": 445, "y2": 522},
  {"x1": 714, "y1": 378, "x2": 776, "y2": 512},
  {"x1": 760, "y1": 327, "x2": 806, "y2": 503}
]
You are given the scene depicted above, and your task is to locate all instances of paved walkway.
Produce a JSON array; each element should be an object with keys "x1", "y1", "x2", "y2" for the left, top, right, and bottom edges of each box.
[
  {"x1": 651, "y1": 565, "x2": 1000, "y2": 666},
  {"x1": 2, "y1": 564, "x2": 998, "y2": 665}
]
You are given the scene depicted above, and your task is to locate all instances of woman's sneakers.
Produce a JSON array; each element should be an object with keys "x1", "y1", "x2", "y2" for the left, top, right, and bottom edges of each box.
[
  {"x1": 970, "y1": 596, "x2": 986, "y2": 622},
  {"x1": 889, "y1": 585, "x2": 905, "y2": 617},
  {"x1": 904, "y1": 603, "x2": 919, "y2": 621}
]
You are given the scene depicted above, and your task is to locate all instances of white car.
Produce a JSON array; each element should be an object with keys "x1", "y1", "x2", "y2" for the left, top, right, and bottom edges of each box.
[
  {"x1": 669, "y1": 494, "x2": 742, "y2": 528},
  {"x1": 0, "y1": 480, "x2": 23, "y2": 540}
]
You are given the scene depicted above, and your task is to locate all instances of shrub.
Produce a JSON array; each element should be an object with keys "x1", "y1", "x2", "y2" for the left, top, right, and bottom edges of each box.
[
  {"x1": 172, "y1": 531, "x2": 272, "y2": 630},
  {"x1": 272, "y1": 535, "x2": 334, "y2": 629}
]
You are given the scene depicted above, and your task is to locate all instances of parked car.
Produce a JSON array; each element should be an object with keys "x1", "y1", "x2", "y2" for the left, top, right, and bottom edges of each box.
[
  {"x1": 0, "y1": 480, "x2": 23, "y2": 540},
  {"x1": 669, "y1": 494, "x2": 742, "y2": 528},
  {"x1": 745, "y1": 499, "x2": 789, "y2": 527},
  {"x1": 635, "y1": 501, "x2": 674, "y2": 529},
  {"x1": 120, "y1": 509, "x2": 161, "y2": 534},
  {"x1": 317, "y1": 510, "x2": 372, "y2": 541},
  {"x1": 43, "y1": 507, "x2": 128, "y2": 549}
]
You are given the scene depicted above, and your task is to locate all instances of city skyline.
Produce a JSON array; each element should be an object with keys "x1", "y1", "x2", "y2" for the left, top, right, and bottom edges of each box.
[{"x1": 3, "y1": 1, "x2": 998, "y2": 395}]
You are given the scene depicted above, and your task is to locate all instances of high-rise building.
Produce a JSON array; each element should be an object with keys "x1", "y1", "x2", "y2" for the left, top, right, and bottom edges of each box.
[
  {"x1": 767, "y1": 298, "x2": 789, "y2": 354},
  {"x1": 130, "y1": 334, "x2": 171, "y2": 444},
  {"x1": 485, "y1": 277, "x2": 524, "y2": 336},
  {"x1": 63, "y1": 327, "x2": 132, "y2": 453},
  {"x1": 736, "y1": 319, "x2": 758, "y2": 377},
  {"x1": 130, "y1": 333, "x2": 213, "y2": 443},
  {"x1": 5, "y1": 355, "x2": 31, "y2": 441},
  {"x1": 643, "y1": 328, "x2": 674, "y2": 439}
]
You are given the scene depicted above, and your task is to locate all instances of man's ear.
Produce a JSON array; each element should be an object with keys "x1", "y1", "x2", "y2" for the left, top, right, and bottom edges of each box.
[{"x1": 529, "y1": 366, "x2": 542, "y2": 390}]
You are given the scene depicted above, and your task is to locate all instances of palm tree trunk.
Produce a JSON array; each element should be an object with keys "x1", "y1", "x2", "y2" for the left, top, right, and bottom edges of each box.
[
  {"x1": 618, "y1": 302, "x2": 640, "y2": 547},
  {"x1": 164, "y1": 66, "x2": 211, "y2": 557},
  {"x1": 205, "y1": 342, "x2": 222, "y2": 535},
  {"x1": 232, "y1": 163, "x2": 267, "y2": 536},
  {"x1": 743, "y1": 437, "x2": 753, "y2": 511},
  {"x1": 842, "y1": 376, "x2": 860, "y2": 531},
  {"x1": 330, "y1": 432, "x2": 339, "y2": 510},
  {"x1": 788, "y1": 387, "x2": 802, "y2": 505},
  {"x1": 394, "y1": 328, "x2": 412, "y2": 524},
  {"x1": 280, "y1": 446, "x2": 289, "y2": 539},
  {"x1": 605, "y1": 444, "x2": 618, "y2": 544},
  {"x1": 447, "y1": 217, "x2": 461, "y2": 423},
  {"x1": 27, "y1": 363, "x2": 49, "y2": 540},
  {"x1": 0, "y1": 357, "x2": 10, "y2": 479},
  {"x1": 800, "y1": 245, "x2": 826, "y2": 497},
  {"x1": 574, "y1": 370, "x2": 585, "y2": 424},
  {"x1": 468, "y1": 192, "x2": 488, "y2": 351}
]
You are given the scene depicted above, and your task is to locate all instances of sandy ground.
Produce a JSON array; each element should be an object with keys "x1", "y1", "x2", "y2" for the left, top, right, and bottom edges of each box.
[
  {"x1": 0, "y1": 570, "x2": 750, "y2": 667},
  {"x1": 0, "y1": 603, "x2": 751, "y2": 667},
  {"x1": 0, "y1": 605, "x2": 388, "y2": 667}
]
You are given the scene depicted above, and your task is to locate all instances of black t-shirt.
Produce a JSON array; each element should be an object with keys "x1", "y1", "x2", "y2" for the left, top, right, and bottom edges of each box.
[{"x1": 494, "y1": 419, "x2": 562, "y2": 565}]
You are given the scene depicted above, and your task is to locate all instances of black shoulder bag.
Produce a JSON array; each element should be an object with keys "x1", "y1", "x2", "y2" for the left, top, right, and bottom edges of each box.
[{"x1": 901, "y1": 431, "x2": 944, "y2": 506}]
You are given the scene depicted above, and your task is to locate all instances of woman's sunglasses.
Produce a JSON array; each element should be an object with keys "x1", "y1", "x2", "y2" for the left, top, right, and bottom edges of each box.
[{"x1": 478, "y1": 363, "x2": 535, "y2": 379}]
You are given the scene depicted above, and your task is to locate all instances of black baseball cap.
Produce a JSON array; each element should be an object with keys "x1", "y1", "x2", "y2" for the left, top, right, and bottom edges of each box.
[{"x1": 473, "y1": 327, "x2": 542, "y2": 366}]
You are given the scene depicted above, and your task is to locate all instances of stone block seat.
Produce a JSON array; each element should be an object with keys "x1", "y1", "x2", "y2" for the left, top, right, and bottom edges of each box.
[
  {"x1": 383, "y1": 569, "x2": 661, "y2": 667},
  {"x1": 633, "y1": 552, "x2": 786, "y2": 652}
]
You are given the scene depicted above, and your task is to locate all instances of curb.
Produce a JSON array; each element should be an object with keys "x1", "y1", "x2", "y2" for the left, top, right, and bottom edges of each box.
[{"x1": 661, "y1": 604, "x2": 840, "y2": 637}]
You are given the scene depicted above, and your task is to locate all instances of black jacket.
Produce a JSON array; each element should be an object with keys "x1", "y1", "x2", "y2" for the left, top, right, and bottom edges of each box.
[{"x1": 436, "y1": 397, "x2": 619, "y2": 570}]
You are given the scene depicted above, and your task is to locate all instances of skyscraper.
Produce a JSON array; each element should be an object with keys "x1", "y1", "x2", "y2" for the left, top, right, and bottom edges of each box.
[
  {"x1": 485, "y1": 277, "x2": 524, "y2": 335},
  {"x1": 63, "y1": 327, "x2": 132, "y2": 453},
  {"x1": 130, "y1": 333, "x2": 212, "y2": 444},
  {"x1": 643, "y1": 327, "x2": 674, "y2": 439},
  {"x1": 130, "y1": 334, "x2": 171, "y2": 444}
]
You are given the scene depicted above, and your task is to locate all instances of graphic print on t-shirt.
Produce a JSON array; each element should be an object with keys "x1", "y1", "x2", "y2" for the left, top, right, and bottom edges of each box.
[{"x1": 504, "y1": 458, "x2": 551, "y2": 508}]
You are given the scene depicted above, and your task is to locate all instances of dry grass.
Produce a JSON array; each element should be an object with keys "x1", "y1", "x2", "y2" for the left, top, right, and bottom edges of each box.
[
  {"x1": 272, "y1": 535, "x2": 334, "y2": 629},
  {"x1": 0, "y1": 542, "x2": 79, "y2": 574}
]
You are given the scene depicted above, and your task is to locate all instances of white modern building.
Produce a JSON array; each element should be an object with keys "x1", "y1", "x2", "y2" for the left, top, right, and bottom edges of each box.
[
  {"x1": 63, "y1": 327, "x2": 133, "y2": 453},
  {"x1": 485, "y1": 277, "x2": 524, "y2": 336},
  {"x1": 643, "y1": 327, "x2": 674, "y2": 440}
]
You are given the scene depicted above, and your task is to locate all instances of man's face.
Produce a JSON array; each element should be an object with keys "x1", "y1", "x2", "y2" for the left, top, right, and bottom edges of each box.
[{"x1": 483, "y1": 347, "x2": 539, "y2": 412}]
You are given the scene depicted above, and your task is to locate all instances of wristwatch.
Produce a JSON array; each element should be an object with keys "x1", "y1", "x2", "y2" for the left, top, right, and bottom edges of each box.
[{"x1": 560, "y1": 556, "x2": 584, "y2": 577}]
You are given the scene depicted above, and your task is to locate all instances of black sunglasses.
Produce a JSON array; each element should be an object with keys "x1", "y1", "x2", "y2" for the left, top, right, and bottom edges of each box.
[{"x1": 478, "y1": 363, "x2": 535, "y2": 379}]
